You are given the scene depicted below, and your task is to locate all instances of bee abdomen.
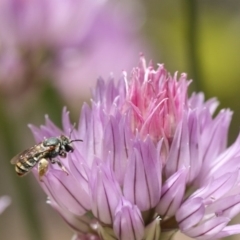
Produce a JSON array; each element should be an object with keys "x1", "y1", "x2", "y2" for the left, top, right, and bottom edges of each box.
[
  {"x1": 25, "y1": 158, "x2": 37, "y2": 167},
  {"x1": 15, "y1": 158, "x2": 37, "y2": 176},
  {"x1": 15, "y1": 164, "x2": 28, "y2": 176}
]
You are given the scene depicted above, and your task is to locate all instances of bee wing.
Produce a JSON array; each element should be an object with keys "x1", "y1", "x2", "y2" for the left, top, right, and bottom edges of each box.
[
  {"x1": 10, "y1": 149, "x2": 30, "y2": 164},
  {"x1": 10, "y1": 145, "x2": 46, "y2": 164}
]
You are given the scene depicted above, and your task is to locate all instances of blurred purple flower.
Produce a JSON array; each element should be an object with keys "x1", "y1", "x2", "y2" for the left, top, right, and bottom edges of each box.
[
  {"x1": 29, "y1": 56, "x2": 240, "y2": 239},
  {"x1": 0, "y1": 196, "x2": 11, "y2": 215},
  {"x1": 0, "y1": 0, "x2": 100, "y2": 48},
  {"x1": 0, "y1": 0, "x2": 148, "y2": 101}
]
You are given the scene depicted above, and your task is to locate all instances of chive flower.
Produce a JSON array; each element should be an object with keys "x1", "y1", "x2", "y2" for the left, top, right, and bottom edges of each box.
[{"x1": 29, "y1": 56, "x2": 240, "y2": 240}]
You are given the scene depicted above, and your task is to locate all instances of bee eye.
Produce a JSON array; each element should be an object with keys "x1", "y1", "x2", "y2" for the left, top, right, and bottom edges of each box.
[{"x1": 65, "y1": 145, "x2": 73, "y2": 152}]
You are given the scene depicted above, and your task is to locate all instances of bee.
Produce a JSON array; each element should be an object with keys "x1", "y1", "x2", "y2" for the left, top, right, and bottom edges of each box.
[{"x1": 11, "y1": 134, "x2": 82, "y2": 181}]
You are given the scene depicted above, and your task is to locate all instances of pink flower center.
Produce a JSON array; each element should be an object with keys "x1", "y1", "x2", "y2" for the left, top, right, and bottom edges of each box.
[{"x1": 123, "y1": 57, "x2": 189, "y2": 144}]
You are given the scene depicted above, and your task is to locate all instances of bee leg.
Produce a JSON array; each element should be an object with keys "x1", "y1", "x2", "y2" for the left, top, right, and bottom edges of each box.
[
  {"x1": 38, "y1": 158, "x2": 49, "y2": 182},
  {"x1": 59, "y1": 150, "x2": 67, "y2": 158},
  {"x1": 50, "y1": 158, "x2": 56, "y2": 164},
  {"x1": 53, "y1": 158, "x2": 69, "y2": 175}
]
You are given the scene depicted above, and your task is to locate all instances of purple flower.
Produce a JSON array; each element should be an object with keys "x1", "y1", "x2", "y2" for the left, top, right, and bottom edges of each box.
[
  {"x1": 0, "y1": 196, "x2": 11, "y2": 215},
  {"x1": 0, "y1": 0, "x2": 149, "y2": 101},
  {"x1": 0, "y1": 0, "x2": 99, "y2": 48},
  {"x1": 29, "y1": 56, "x2": 240, "y2": 239}
]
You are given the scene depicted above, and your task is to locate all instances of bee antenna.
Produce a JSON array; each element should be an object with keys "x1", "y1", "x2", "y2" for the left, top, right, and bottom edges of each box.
[
  {"x1": 70, "y1": 139, "x2": 83, "y2": 143},
  {"x1": 69, "y1": 123, "x2": 83, "y2": 143},
  {"x1": 69, "y1": 123, "x2": 76, "y2": 139}
]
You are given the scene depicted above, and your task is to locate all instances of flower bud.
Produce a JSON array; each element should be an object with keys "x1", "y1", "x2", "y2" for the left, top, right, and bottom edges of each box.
[
  {"x1": 156, "y1": 169, "x2": 187, "y2": 217},
  {"x1": 113, "y1": 198, "x2": 144, "y2": 240},
  {"x1": 89, "y1": 159, "x2": 121, "y2": 224},
  {"x1": 123, "y1": 137, "x2": 161, "y2": 211}
]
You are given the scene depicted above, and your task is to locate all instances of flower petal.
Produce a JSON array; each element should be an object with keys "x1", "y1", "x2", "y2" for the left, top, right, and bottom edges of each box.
[
  {"x1": 176, "y1": 197, "x2": 205, "y2": 231},
  {"x1": 206, "y1": 194, "x2": 240, "y2": 219},
  {"x1": 113, "y1": 198, "x2": 144, "y2": 240},
  {"x1": 102, "y1": 115, "x2": 133, "y2": 185},
  {"x1": 213, "y1": 225, "x2": 240, "y2": 239},
  {"x1": 123, "y1": 137, "x2": 161, "y2": 211},
  {"x1": 44, "y1": 170, "x2": 90, "y2": 216},
  {"x1": 156, "y1": 168, "x2": 187, "y2": 217},
  {"x1": 89, "y1": 158, "x2": 122, "y2": 224},
  {"x1": 0, "y1": 195, "x2": 11, "y2": 215},
  {"x1": 165, "y1": 115, "x2": 190, "y2": 178},
  {"x1": 183, "y1": 217, "x2": 229, "y2": 239},
  {"x1": 187, "y1": 110, "x2": 203, "y2": 183},
  {"x1": 49, "y1": 199, "x2": 92, "y2": 234},
  {"x1": 191, "y1": 171, "x2": 238, "y2": 203}
]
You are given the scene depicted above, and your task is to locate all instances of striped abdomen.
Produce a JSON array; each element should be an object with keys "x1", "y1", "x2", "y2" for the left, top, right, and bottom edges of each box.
[{"x1": 15, "y1": 157, "x2": 38, "y2": 176}]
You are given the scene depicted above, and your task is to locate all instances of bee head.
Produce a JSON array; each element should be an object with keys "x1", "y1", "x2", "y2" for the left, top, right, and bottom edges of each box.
[
  {"x1": 60, "y1": 135, "x2": 72, "y2": 152},
  {"x1": 60, "y1": 135, "x2": 82, "y2": 152}
]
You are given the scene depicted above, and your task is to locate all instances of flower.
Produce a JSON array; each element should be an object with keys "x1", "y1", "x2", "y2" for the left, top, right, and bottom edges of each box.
[
  {"x1": 29, "y1": 56, "x2": 240, "y2": 239},
  {"x1": 0, "y1": 0, "x2": 100, "y2": 48},
  {"x1": 0, "y1": 196, "x2": 11, "y2": 215}
]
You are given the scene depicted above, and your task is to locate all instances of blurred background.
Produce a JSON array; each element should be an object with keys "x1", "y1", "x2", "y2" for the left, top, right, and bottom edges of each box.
[{"x1": 0, "y1": 0, "x2": 240, "y2": 239}]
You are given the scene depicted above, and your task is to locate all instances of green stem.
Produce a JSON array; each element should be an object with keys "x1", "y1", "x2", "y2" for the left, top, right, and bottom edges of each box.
[
  {"x1": 161, "y1": 230, "x2": 178, "y2": 240},
  {"x1": 0, "y1": 100, "x2": 44, "y2": 240},
  {"x1": 184, "y1": 0, "x2": 203, "y2": 91},
  {"x1": 39, "y1": 81, "x2": 65, "y2": 126}
]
